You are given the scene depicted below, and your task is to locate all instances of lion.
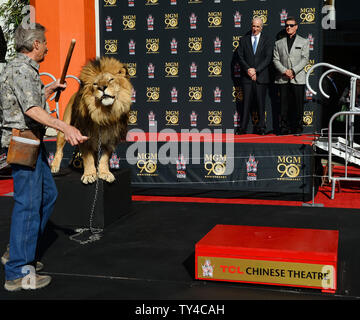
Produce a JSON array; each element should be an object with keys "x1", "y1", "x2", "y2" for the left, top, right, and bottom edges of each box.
[{"x1": 51, "y1": 57, "x2": 133, "y2": 184}]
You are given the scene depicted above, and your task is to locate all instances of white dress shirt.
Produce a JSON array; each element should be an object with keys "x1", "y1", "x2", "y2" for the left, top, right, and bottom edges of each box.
[{"x1": 251, "y1": 32, "x2": 261, "y2": 52}]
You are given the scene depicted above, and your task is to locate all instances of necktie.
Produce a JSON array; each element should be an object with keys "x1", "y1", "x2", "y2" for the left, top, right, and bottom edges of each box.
[{"x1": 252, "y1": 36, "x2": 258, "y2": 54}]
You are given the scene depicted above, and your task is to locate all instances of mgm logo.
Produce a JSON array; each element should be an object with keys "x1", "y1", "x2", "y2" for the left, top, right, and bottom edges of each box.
[
  {"x1": 104, "y1": 0, "x2": 117, "y2": 7},
  {"x1": 137, "y1": 153, "x2": 158, "y2": 176},
  {"x1": 146, "y1": 87, "x2": 160, "y2": 102},
  {"x1": 126, "y1": 63, "x2": 137, "y2": 78},
  {"x1": 253, "y1": 9, "x2": 268, "y2": 25},
  {"x1": 165, "y1": 13, "x2": 179, "y2": 29},
  {"x1": 146, "y1": 0, "x2": 159, "y2": 5},
  {"x1": 208, "y1": 111, "x2": 222, "y2": 126},
  {"x1": 303, "y1": 111, "x2": 314, "y2": 127},
  {"x1": 165, "y1": 62, "x2": 179, "y2": 77},
  {"x1": 204, "y1": 154, "x2": 227, "y2": 178},
  {"x1": 104, "y1": 40, "x2": 118, "y2": 54},
  {"x1": 189, "y1": 86, "x2": 203, "y2": 102},
  {"x1": 123, "y1": 15, "x2": 136, "y2": 30},
  {"x1": 146, "y1": 38, "x2": 160, "y2": 54},
  {"x1": 232, "y1": 35, "x2": 241, "y2": 51},
  {"x1": 188, "y1": 37, "x2": 203, "y2": 53},
  {"x1": 208, "y1": 61, "x2": 222, "y2": 77},
  {"x1": 300, "y1": 8, "x2": 316, "y2": 24},
  {"x1": 165, "y1": 110, "x2": 179, "y2": 125},
  {"x1": 208, "y1": 12, "x2": 222, "y2": 28},
  {"x1": 277, "y1": 156, "x2": 301, "y2": 181},
  {"x1": 128, "y1": 110, "x2": 138, "y2": 125},
  {"x1": 232, "y1": 86, "x2": 243, "y2": 102}
]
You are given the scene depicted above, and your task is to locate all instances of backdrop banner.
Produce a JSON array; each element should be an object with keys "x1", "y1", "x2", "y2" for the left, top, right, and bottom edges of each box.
[
  {"x1": 99, "y1": 0, "x2": 323, "y2": 134},
  {"x1": 44, "y1": 139, "x2": 316, "y2": 201},
  {"x1": 118, "y1": 141, "x2": 315, "y2": 200}
]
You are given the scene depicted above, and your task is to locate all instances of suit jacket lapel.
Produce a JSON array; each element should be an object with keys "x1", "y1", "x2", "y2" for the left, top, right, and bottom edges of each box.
[
  {"x1": 247, "y1": 35, "x2": 253, "y2": 54},
  {"x1": 289, "y1": 35, "x2": 299, "y2": 55},
  {"x1": 256, "y1": 34, "x2": 264, "y2": 54},
  {"x1": 282, "y1": 37, "x2": 289, "y2": 55}
]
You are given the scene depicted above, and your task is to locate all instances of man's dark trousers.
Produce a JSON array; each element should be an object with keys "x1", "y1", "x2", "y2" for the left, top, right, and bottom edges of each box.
[
  {"x1": 279, "y1": 83, "x2": 305, "y2": 133},
  {"x1": 241, "y1": 81, "x2": 267, "y2": 132}
]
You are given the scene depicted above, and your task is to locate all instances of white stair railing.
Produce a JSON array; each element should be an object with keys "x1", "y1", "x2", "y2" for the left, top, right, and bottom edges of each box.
[{"x1": 306, "y1": 62, "x2": 360, "y2": 199}]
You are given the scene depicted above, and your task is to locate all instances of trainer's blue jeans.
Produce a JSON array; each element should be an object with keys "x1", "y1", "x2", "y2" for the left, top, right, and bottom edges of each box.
[{"x1": 5, "y1": 146, "x2": 57, "y2": 280}]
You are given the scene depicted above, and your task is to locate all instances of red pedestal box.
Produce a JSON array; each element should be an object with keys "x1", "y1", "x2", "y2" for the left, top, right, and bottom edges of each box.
[{"x1": 195, "y1": 225, "x2": 339, "y2": 293}]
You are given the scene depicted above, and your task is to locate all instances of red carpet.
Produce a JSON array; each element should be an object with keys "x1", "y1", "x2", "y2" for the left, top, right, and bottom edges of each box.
[
  {"x1": 132, "y1": 186, "x2": 360, "y2": 209},
  {"x1": 133, "y1": 165, "x2": 360, "y2": 209},
  {"x1": 132, "y1": 164, "x2": 360, "y2": 209},
  {"x1": 0, "y1": 179, "x2": 13, "y2": 196}
]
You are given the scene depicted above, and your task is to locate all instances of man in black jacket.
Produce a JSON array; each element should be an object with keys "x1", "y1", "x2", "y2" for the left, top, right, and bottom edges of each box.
[{"x1": 236, "y1": 18, "x2": 273, "y2": 135}]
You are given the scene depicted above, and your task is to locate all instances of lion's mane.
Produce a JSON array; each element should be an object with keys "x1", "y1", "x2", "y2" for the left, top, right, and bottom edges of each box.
[{"x1": 70, "y1": 57, "x2": 133, "y2": 153}]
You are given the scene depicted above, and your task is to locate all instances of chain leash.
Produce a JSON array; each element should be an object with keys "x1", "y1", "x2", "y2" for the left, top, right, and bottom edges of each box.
[{"x1": 69, "y1": 132, "x2": 104, "y2": 245}]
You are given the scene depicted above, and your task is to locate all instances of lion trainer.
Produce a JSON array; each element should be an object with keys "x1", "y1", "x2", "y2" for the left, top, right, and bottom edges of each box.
[
  {"x1": 0, "y1": 23, "x2": 88, "y2": 291},
  {"x1": 51, "y1": 57, "x2": 133, "y2": 184}
]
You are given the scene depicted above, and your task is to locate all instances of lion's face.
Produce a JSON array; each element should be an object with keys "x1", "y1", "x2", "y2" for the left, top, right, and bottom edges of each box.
[
  {"x1": 79, "y1": 57, "x2": 133, "y2": 125},
  {"x1": 92, "y1": 72, "x2": 119, "y2": 107}
]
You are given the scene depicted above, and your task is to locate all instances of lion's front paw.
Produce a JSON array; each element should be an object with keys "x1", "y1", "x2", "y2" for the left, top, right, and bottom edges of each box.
[
  {"x1": 51, "y1": 158, "x2": 61, "y2": 173},
  {"x1": 81, "y1": 172, "x2": 98, "y2": 184},
  {"x1": 51, "y1": 164, "x2": 60, "y2": 174},
  {"x1": 98, "y1": 171, "x2": 115, "y2": 183}
]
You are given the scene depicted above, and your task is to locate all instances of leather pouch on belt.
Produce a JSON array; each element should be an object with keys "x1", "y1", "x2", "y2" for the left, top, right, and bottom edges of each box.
[{"x1": 6, "y1": 129, "x2": 41, "y2": 168}]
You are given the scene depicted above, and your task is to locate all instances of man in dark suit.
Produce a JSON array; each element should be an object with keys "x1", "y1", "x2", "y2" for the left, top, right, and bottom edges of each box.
[{"x1": 236, "y1": 17, "x2": 273, "y2": 135}]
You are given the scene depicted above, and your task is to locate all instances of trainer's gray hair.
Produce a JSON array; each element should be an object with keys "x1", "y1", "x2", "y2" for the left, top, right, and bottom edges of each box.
[{"x1": 14, "y1": 23, "x2": 46, "y2": 53}]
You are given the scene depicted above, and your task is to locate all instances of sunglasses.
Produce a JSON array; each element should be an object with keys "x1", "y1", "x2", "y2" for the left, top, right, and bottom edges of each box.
[{"x1": 285, "y1": 24, "x2": 297, "y2": 28}]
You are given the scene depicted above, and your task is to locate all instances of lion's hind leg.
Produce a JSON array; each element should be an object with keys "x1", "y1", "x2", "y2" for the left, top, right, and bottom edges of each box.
[
  {"x1": 50, "y1": 131, "x2": 66, "y2": 173},
  {"x1": 51, "y1": 97, "x2": 74, "y2": 173},
  {"x1": 98, "y1": 149, "x2": 115, "y2": 183}
]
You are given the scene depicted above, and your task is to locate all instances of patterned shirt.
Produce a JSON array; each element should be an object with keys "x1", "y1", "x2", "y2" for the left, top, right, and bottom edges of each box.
[{"x1": 0, "y1": 53, "x2": 46, "y2": 147}]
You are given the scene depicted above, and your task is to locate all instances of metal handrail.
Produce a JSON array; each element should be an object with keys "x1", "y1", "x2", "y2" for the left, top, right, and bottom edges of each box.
[
  {"x1": 306, "y1": 62, "x2": 360, "y2": 96},
  {"x1": 306, "y1": 62, "x2": 360, "y2": 147},
  {"x1": 40, "y1": 72, "x2": 80, "y2": 118},
  {"x1": 328, "y1": 111, "x2": 360, "y2": 199},
  {"x1": 306, "y1": 63, "x2": 360, "y2": 199}
]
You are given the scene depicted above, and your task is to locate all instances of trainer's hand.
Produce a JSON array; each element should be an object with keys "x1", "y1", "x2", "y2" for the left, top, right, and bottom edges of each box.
[
  {"x1": 45, "y1": 79, "x2": 67, "y2": 99},
  {"x1": 63, "y1": 124, "x2": 88, "y2": 146}
]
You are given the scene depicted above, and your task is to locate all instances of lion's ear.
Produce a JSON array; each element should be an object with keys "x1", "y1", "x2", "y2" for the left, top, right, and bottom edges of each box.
[{"x1": 119, "y1": 66, "x2": 130, "y2": 79}]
